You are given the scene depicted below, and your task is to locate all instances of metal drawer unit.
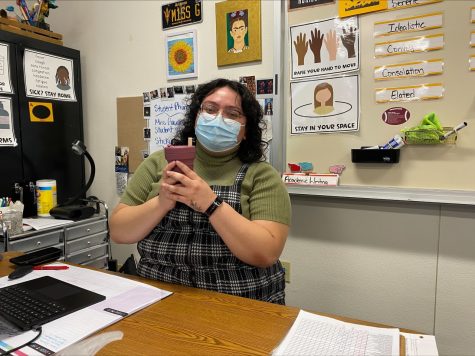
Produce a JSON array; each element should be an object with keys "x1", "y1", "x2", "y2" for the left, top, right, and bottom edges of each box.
[
  {"x1": 5, "y1": 230, "x2": 62, "y2": 252},
  {"x1": 1, "y1": 214, "x2": 109, "y2": 269},
  {"x1": 64, "y1": 216, "x2": 109, "y2": 269}
]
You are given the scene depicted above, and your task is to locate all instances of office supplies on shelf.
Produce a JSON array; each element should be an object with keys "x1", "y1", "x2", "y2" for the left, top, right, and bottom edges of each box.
[
  {"x1": 0, "y1": 264, "x2": 172, "y2": 355},
  {"x1": 272, "y1": 310, "x2": 400, "y2": 356}
]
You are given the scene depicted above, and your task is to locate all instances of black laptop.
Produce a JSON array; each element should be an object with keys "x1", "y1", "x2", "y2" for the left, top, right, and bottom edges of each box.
[{"x1": 0, "y1": 276, "x2": 106, "y2": 331}]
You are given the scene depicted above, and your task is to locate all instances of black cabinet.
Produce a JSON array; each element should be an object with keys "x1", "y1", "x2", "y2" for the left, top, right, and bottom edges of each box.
[{"x1": 0, "y1": 31, "x2": 84, "y2": 216}]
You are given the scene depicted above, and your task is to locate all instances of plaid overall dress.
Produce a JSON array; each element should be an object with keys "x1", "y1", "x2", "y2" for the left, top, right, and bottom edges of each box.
[{"x1": 137, "y1": 164, "x2": 285, "y2": 304}]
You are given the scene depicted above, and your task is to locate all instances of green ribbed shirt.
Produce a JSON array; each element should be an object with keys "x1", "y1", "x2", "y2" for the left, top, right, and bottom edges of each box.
[{"x1": 120, "y1": 144, "x2": 291, "y2": 225}]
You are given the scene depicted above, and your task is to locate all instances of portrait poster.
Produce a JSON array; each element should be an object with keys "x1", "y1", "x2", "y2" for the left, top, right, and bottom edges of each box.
[
  {"x1": 290, "y1": 74, "x2": 359, "y2": 135},
  {"x1": 148, "y1": 95, "x2": 187, "y2": 153},
  {"x1": 215, "y1": 0, "x2": 261, "y2": 67},
  {"x1": 338, "y1": 0, "x2": 387, "y2": 18},
  {"x1": 0, "y1": 43, "x2": 13, "y2": 94},
  {"x1": 165, "y1": 30, "x2": 198, "y2": 80},
  {"x1": 23, "y1": 49, "x2": 76, "y2": 102},
  {"x1": 0, "y1": 97, "x2": 16, "y2": 146},
  {"x1": 290, "y1": 17, "x2": 359, "y2": 80}
]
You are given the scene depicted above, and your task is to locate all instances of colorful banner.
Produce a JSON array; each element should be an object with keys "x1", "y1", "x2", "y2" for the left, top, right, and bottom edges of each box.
[
  {"x1": 375, "y1": 34, "x2": 444, "y2": 57},
  {"x1": 375, "y1": 83, "x2": 444, "y2": 103},
  {"x1": 290, "y1": 17, "x2": 359, "y2": 79},
  {"x1": 374, "y1": 12, "x2": 443, "y2": 37},
  {"x1": 387, "y1": 0, "x2": 442, "y2": 11},
  {"x1": 374, "y1": 59, "x2": 443, "y2": 80},
  {"x1": 24, "y1": 49, "x2": 77, "y2": 102},
  {"x1": 0, "y1": 43, "x2": 13, "y2": 94},
  {"x1": 338, "y1": 0, "x2": 387, "y2": 17},
  {"x1": 290, "y1": 74, "x2": 359, "y2": 134}
]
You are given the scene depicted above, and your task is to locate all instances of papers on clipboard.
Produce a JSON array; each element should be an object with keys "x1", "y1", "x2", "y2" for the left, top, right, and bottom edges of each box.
[
  {"x1": 0, "y1": 264, "x2": 172, "y2": 355},
  {"x1": 273, "y1": 310, "x2": 400, "y2": 356}
]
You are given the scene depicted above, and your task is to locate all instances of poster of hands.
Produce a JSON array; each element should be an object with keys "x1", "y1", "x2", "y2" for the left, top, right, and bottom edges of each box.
[
  {"x1": 290, "y1": 17, "x2": 359, "y2": 79},
  {"x1": 290, "y1": 75, "x2": 359, "y2": 134}
]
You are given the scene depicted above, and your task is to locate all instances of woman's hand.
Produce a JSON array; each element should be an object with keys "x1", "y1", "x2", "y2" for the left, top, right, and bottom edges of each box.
[
  {"x1": 158, "y1": 161, "x2": 180, "y2": 213},
  {"x1": 161, "y1": 161, "x2": 216, "y2": 213}
]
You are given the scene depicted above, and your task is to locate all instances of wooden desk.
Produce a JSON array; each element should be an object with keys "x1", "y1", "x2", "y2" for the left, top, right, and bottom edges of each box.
[{"x1": 0, "y1": 252, "x2": 410, "y2": 355}]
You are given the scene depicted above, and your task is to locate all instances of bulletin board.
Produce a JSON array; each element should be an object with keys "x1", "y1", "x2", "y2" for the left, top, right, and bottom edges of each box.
[
  {"x1": 117, "y1": 96, "x2": 146, "y2": 172},
  {"x1": 285, "y1": 1, "x2": 475, "y2": 201}
]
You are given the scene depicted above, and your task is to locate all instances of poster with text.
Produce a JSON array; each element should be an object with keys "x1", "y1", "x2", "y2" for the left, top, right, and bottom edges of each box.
[
  {"x1": 24, "y1": 49, "x2": 76, "y2": 102},
  {"x1": 0, "y1": 97, "x2": 16, "y2": 146},
  {"x1": 290, "y1": 17, "x2": 359, "y2": 80},
  {"x1": 290, "y1": 75, "x2": 359, "y2": 134},
  {"x1": 0, "y1": 43, "x2": 13, "y2": 94},
  {"x1": 149, "y1": 95, "x2": 187, "y2": 153}
]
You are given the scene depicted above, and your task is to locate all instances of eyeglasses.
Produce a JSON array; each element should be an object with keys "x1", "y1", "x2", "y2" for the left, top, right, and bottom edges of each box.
[{"x1": 200, "y1": 102, "x2": 245, "y2": 122}]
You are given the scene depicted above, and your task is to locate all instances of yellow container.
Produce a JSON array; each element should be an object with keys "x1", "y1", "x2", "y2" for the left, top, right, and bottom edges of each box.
[{"x1": 36, "y1": 179, "x2": 57, "y2": 217}]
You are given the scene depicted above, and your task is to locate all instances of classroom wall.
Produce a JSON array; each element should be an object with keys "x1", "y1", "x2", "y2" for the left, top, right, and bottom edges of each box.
[{"x1": 7, "y1": 1, "x2": 473, "y2": 354}]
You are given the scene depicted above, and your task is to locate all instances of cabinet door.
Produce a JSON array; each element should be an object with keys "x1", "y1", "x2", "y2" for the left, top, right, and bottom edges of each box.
[
  {"x1": 0, "y1": 31, "x2": 85, "y2": 206},
  {"x1": 0, "y1": 40, "x2": 23, "y2": 198}
]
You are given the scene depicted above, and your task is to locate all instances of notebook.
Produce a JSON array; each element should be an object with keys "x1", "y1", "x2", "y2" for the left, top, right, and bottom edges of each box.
[{"x1": 0, "y1": 276, "x2": 106, "y2": 331}]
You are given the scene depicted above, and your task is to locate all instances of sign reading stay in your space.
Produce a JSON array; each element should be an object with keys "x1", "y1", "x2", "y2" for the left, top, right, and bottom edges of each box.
[{"x1": 162, "y1": 0, "x2": 202, "y2": 30}]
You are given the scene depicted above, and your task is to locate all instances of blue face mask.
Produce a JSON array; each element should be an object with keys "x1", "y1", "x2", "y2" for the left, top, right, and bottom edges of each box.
[{"x1": 195, "y1": 112, "x2": 244, "y2": 152}]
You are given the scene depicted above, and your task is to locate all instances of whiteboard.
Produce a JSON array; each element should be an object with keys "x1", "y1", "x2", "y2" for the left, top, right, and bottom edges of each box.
[{"x1": 284, "y1": 1, "x2": 475, "y2": 203}]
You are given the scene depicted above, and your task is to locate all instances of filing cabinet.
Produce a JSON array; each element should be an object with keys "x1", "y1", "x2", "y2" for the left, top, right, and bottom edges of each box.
[{"x1": 0, "y1": 215, "x2": 109, "y2": 269}]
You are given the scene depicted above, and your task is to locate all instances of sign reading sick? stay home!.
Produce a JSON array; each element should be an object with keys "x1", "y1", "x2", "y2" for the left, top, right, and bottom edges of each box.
[{"x1": 162, "y1": 0, "x2": 202, "y2": 30}]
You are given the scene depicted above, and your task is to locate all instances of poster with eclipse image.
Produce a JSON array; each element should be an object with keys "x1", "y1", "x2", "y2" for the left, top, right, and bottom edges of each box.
[
  {"x1": 165, "y1": 30, "x2": 198, "y2": 80},
  {"x1": 290, "y1": 74, "x2": 359, "y2": 135}
]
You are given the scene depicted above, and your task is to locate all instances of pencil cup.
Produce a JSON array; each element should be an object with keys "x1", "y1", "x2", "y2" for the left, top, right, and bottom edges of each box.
[
  {"x1": 0, "y1": 208, "x2": 23, "y2": 236},
  {"x1": 164, "y1": 145, "x2": 196, "y2": 174}
]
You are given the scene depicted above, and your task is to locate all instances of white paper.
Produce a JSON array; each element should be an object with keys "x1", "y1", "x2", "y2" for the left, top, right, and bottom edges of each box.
[
  {"x1": 0, "y1": 43, "x2": 13, "y2": 94},
  {"x1": 273, "y1": 310, "x2": 400, "y2": 356},
  {"x1": 374, "y1": 59, "x2": 444, "y2": 80},
  {"x1": 22, "y1": 218, "x2": 74, "y2": 230},
  {"x1": 401, "y1": 332, "x2": 439, "y2": 356},
  {"x1": 375, "y1": 83, "x2": 444, "y2": 103},
  {"x1": 0, "y1": 97, "x2": 16, "y2": 147},
  {"x1": 0, "y1": 264, "x2": 172, "y2": 355},
  {"x1": 23, "y1": 49, "x2": 77, "y2": 102},
  {"x1": 374, "y1": 12, "x2": 443, "y2": 37}
]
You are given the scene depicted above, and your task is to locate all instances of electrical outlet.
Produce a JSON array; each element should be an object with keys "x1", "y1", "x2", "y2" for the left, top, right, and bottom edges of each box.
[{"x1": 281, "y1": 260, "x2": 291, "y2": 283}]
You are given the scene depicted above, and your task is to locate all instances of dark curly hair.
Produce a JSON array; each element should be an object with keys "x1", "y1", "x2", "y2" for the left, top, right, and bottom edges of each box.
[{"x1": 171, "y1": 78, "x2": 267, "y2": 163}]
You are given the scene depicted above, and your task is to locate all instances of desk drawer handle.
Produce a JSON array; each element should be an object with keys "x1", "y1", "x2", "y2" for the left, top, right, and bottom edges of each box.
[
  {"x1": 87, "y1": 254, "x2": 92, "y2": 258},
  {"x1": 86, "y1": 228, "x2": 91, "y2": 232},
  {"x1": 37, "y1": 241, "x2": 41, "y2": 245},
  {"x1": 87, "y1": 241, "x2": 91, "y2": 244}
]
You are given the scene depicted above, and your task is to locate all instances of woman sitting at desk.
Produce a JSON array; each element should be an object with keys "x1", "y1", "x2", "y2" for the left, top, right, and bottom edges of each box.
[{"x1": 109, "y1": 78, "x2": 291, "y2": 304}]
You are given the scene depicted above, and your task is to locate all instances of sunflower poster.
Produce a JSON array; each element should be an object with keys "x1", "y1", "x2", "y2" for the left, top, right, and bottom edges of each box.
[{"x1": 166, "y1": 30, "x2": 198, "y2": 80}]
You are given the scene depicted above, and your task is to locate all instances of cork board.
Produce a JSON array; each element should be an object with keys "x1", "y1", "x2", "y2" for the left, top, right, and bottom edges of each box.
[{"x1": 117, "y1": 96, "x2": 146, "y2": 172}]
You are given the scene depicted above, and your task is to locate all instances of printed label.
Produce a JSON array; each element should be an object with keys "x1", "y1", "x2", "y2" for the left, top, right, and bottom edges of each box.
[
  {"x1": 470, "y1": 55, "x2": 475, "y2": 71},
  {"x1": 374, "y1": 59, "x2": 443, "y2": 80},
  {"x1": 375, "y1": 34, "x2": 444, "y2": 57},
  {"x1": 387, "y1": 0, "x2": 442, "y2": 10},
  {"x1": 374, "y1": 12, "x2": 443, "y2": 37},
  {"x1": 282, "y1": 173, "x2": 339, "y2": 186},
  {"x1": 471, "y1": 31, "x2": 475, "y2": 47},
  {"x1": 375, "y1": 83, "x2": 444, "y2": 103}
]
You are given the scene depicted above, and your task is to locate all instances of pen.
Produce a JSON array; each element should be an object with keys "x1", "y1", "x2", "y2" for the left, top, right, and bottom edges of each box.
[
  {"x1": 33, "y1": 265, "x2": 69, "y2": 270},
  {"x1": 441, "y1": 122, "x2": 468, "y2": 140}
]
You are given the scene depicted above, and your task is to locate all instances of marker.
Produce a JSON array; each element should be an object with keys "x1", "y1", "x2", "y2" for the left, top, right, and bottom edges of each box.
[
  {"x1": 441, "y1": 122, "x2": 468, "y2": 140},
  {"x1": 33, "y1": 265, "x2": 69, "y2": 270}
]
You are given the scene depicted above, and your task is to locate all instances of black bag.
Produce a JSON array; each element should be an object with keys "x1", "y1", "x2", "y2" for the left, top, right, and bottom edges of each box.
[{"x1": 118, "y1": 254, "x2": 138, "y2": 276}]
